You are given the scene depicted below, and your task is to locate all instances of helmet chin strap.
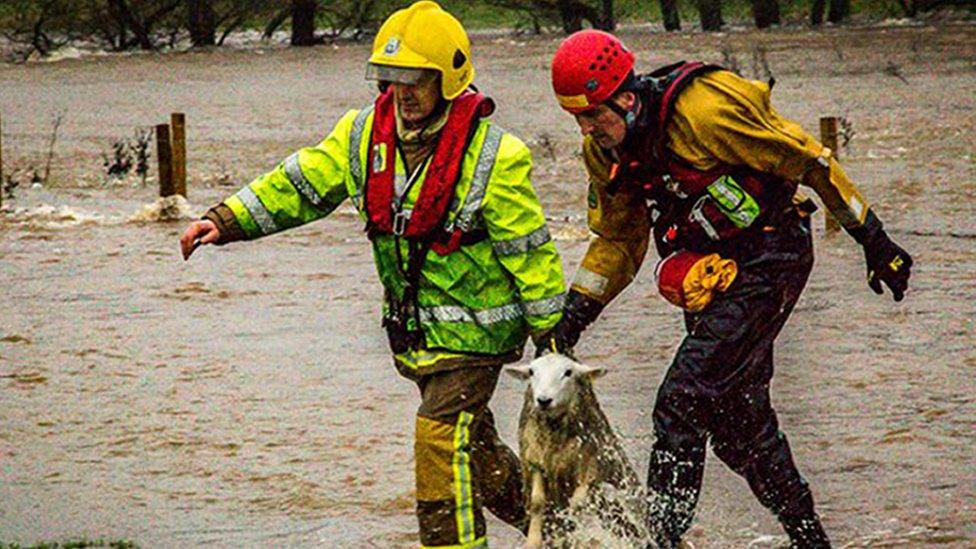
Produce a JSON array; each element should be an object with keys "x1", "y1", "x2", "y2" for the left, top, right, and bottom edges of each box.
[{"x1": 603, "y1": 95, "x2": 641, "y2": 143}]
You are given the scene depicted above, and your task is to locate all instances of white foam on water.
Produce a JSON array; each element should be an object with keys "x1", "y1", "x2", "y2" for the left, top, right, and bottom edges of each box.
[
  {"x1": 747, "y1": 533, "x2": 788, "y2": 547},
  {"x1": 127, "y1": 195, "x2": 193, "y2": 223},
  {"x1": 2, "y1": 196, "x2": 194, "y2": 230},
  {"x1": 4, "y1": 204, "x2": 108, "y2": 229}
]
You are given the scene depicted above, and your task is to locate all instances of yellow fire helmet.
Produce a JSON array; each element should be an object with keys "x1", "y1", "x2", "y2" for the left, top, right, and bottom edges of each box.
[{"x1": 366, "y1": 1, "x2": 474, "y2": 100}]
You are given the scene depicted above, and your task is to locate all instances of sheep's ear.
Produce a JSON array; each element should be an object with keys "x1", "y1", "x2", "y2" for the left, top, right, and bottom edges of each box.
[
  {"x1": 574, "y1": 362, "x2": 607, "y2": 380},
  {"x1": 505, "y1": 364, "x2": 532, "y2": 380}
]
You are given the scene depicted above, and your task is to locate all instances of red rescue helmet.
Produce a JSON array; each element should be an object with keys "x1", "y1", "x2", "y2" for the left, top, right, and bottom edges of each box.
[{"x1": 551, "y1": 30, "x2": 636, "y2": 114}]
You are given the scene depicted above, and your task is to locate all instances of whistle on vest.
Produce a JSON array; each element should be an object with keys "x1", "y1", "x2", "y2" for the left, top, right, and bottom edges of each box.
[{"x1": 372, "y1": 143, "x2": 388, "y2": 173}]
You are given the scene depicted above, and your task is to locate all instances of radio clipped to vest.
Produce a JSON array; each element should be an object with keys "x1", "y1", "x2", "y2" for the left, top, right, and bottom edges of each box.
[
  {"x1": 688, "y1": 173, "x2": 762, "y2": 241},
  {"x1": 609, "y1": 61, "x2": 798, "y2": 255}
]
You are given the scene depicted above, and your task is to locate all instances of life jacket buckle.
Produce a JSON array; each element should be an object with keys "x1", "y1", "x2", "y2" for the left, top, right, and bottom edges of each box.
[
  {"x1": 392, "y1": 209, "x2": 410, "y2": 236},
  {"x1": 663, "y1": 174, "x2": 687, "y2": 198}
]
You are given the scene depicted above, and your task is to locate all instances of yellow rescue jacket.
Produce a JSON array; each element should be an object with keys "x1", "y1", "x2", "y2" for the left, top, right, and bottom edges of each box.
[{"x1": 574, "y1": 68, "x2": 873, "y2": 305}]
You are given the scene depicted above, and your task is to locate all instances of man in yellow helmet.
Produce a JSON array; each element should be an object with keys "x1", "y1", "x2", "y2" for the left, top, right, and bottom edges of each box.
[{"x1": 179, "y1": 2, "x2": 565, "y2": 547}]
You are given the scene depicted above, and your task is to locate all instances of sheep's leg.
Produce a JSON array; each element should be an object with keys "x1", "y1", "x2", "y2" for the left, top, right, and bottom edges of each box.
[
  {"x1": 525, "y1": 469, "x2": 545, "y2": 549},
  {"x1": 570, "y1": 454, "x2": 597, "y2": 510},
  {"x1": 569, "y1": 482, "x2": 589, "y2": 510}
]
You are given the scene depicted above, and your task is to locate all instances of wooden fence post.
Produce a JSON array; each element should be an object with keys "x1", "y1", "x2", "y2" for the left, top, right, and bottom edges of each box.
[
  {"x1": 170, "y1": 112, "x2": 186, "y2": 197},
  {"x1": 819, "y1": 116, "x2": 841, "y2": 233},
  {"x1": 156, "y1": 124, "x2": 174, "y2": 197},
  {"x1": 0, "y1": 112, "x2": 4, "y2": 212}
]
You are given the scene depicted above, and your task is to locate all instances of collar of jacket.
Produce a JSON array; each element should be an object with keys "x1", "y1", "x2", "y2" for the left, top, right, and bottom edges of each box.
[{"x1": 395, "y1": 100, "x2": 451, "y2": 173}]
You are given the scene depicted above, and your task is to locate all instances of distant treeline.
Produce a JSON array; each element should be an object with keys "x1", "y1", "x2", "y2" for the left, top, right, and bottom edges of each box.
[{"x1": 0, "y1": 0, "x2": 970, "y2": 60}]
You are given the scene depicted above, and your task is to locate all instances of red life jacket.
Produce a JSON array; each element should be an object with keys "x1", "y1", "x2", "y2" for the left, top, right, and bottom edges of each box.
[
  {"x1": 610, "y1": 62, "x2": 797, "y2": 255},
  {"x1": 364, "y1": 89, "x2": 495, "y2": 255}
]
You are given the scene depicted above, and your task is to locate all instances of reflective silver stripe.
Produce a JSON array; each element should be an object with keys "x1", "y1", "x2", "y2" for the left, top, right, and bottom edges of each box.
[
  {"x1": 419, "y1": 302, "x2": 523, "y2": 326},
  {"x1": 284, "y1": 153, "x2": 324, "y2": 208},
  {"x1": 236, "y1": 186, "x2": 278, "y2": 235},
  {"x1": 521, "y1": 294, "x2": 565, "y2": 317},
  {"x1": 573, "y1": 266, "x2": 610, "y2": 297},
  {"x1": 453, "y1": 412, "x2": 476, "y2": 544},
  {"x1": 349, "y1": 106, "x2": 373, "y2": 210},
  {"x1": 492, "y1": 225, "x2": 552, "y2": 257},
  {"x1": 454, "y1": 125, "x2": 503, "y2": 232},
  {"x1": 690, "y1": 196, "x2": 721, "y2": 240}
]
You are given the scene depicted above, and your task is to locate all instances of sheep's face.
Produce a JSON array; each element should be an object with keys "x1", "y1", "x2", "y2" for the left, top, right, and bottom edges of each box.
[{"x1": 505, "y1": 354, "x2": 606, "y2": 417}]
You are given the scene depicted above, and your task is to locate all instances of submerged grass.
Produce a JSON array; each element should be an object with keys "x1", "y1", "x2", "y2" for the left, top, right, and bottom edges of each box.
[{"x1": 0, "y1": 540, "x2": 138, "y2": 549}]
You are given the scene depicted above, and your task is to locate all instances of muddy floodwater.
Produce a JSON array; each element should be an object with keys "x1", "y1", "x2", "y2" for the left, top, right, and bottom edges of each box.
[{"x1": 1, "y1": 23, "x2": 974, "y2": 548}]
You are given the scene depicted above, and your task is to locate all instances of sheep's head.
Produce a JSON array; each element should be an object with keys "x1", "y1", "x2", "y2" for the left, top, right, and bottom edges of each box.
[{"x1": 505, "y1": 353, "x2": 606, "y2": 417}]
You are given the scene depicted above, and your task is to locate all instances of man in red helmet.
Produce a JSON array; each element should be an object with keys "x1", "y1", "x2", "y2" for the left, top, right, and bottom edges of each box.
[{"x1": 540, "y1": 30, "x2": 913, "y2": 548}]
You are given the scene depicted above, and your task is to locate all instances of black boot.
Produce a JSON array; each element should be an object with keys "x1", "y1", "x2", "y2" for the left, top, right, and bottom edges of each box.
[{"x1": 780, "y1": 513, "x2": 830, "y2": 548}]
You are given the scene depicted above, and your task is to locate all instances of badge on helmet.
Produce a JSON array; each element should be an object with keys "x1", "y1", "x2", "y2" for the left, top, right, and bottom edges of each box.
[
  {"x1": 383, "y1": 37, "x2": 400, "y2": 56},
  {"x1": 366, "y1": 1, "x2": 474, "y2": 100}
]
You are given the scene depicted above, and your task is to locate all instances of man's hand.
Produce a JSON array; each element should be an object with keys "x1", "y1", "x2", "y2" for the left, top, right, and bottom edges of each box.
[
  {"x1": 180, "y1": 220, "x2": 221, "y2": 261},
  {"x1": 533, "y1": 290, "x2": 605, "y2": 358},
  {"x1": 850, "y1": 210, "x2": 913, "y2": 302},
  {"x1": 864, "y1": 235, "x2": 913, "y2": 302}
]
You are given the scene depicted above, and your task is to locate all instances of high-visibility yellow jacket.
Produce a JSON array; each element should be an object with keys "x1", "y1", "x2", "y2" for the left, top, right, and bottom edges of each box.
[
  {"x1": 574, "y1": 69, "x2": 872, "y2": 305},
  {"x1": 215, "y1": 105, "x2": 565, "y2": 372}
]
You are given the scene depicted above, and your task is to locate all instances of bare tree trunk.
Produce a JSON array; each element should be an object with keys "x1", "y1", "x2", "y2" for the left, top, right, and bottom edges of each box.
[
  {"x1": 291, "y1": 0, "x2": 317, "y2": 46},
  {"x1": 810, "y1": 0, "x2": 826, "y2": 25},
  {"x1": 600, "y1": 0, "x2": 616, "y2": 31},
  {"x1": 263, "y1": 7, "x2": 290, "y2": 39},
  {"x1": 188, "y1": 0, "x2": 215, "y2": 47},
  {"x1": 695, "y1": 0, "x2": 723, "y2": 31},
  {"x1": 556, "y1": 0, "x2": 585, "y2": 33},
  {"x1": 660, "y1": 0, "x2": 681, "y2": 30},
  {"x1": 109, "y1": 0, "x2": 153, "y2": 50},
  {"x1": 750, "y1": 0, "x2": 780, "y2": 28},
  {"x1": 828, "y1": 0, "x2": 850, "y2": 23}
]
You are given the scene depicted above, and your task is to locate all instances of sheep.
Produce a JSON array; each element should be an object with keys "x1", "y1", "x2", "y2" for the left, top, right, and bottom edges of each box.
[{"x1": 505, "y1": 353, "x2": 646, "y2": 548}]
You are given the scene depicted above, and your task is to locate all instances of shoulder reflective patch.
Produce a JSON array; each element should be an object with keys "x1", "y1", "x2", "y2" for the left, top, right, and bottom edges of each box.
[
  {"x1": 454, "y1": 125, "x2": 503, "y2": 232},
  {"x1": 284, "y1": 153, "x2": 325, "y2": 208},
  {"x1": 573, "y1": 266, "x2": 609, "y2": 297},
  {"x1": 848, "y1": 195, "x2": 864, "y2": 221},
  {"x1": 521, "y1": 293, "x2": 565, "y2": 317},
  {"x1": 349, "y1": 106, "x2": 374, "y2": 210},
  {"x1": 491, "y1": 225, "x2": 552, "y2": 256},
  {"x1": 817, "y1": 147, "x2": 832, "y2": 168},
  {"x1": 236, "y1": 186, "x2": 279, "y2": 236}
]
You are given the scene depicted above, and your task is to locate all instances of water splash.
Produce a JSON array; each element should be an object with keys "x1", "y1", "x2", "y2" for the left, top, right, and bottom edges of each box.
[
  {"x1": 128, "y1": 195, "x2": 193, "y2": 223},
  {"x1": 546, "y1": 482, "x2": 654, "y2": 548},
  {"x1": 2, "y1": 204, "x2": 107, "y2": 229}
]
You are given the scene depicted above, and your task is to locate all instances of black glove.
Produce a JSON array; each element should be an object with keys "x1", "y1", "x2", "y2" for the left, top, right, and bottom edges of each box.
[
  {"x1": 848, "y1": 210, "x2": 913, "y2": 302},
  {"x1": 534, "y1": 290, "x2": 605, "y2": 358}
]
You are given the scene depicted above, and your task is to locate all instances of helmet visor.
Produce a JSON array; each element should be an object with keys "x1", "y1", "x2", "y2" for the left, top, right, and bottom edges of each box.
[{"x1": 365, "y1": 63, "x2": 427, "y2": 85}]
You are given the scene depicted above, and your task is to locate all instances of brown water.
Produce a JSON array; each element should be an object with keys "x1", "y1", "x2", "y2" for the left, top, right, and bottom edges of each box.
[{"x1": 1, "y1": 23, "x2": 975, "y2": 548}]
